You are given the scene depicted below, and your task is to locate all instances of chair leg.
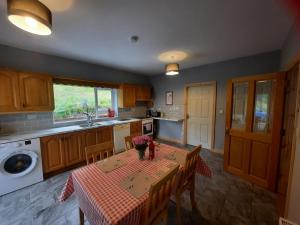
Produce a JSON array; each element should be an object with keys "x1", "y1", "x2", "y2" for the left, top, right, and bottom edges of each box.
[
  {"x1": 79, "y1": 208, "x2": 84, "y2": 225},
  {"x1": 162, "y1": 209, "x2": 168, "y2": 225},
  {"x1": 175, "y1": 194, "x2": 183, "y2": 225},
  {"x1": 189, "y1": 175, "x2": 198, "y2": 211}
]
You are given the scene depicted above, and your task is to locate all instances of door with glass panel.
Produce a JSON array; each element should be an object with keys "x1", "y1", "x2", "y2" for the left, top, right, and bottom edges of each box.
[{"x1": 224, "y1": 73, "x2": 285, "y2": 191}]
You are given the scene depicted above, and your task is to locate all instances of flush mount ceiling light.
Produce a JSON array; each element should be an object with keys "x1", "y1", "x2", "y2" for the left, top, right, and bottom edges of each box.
[
  {"x1": 7, "y1": 0, "x2": 52, "y2": 35},
  {"x1": 165, "y1": 63, "x2": 180, "y2": 76}
]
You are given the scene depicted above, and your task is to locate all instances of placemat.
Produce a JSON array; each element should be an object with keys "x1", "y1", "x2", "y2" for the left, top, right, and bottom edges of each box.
[
  {"x1": 96, "y1": 156, "x2": 127, "y2": 173},
  {"x1": 164, "y1": 150, "x2": 187, "y2": 165},
  {"x1": 120, "y1": 170, "x2": 157, "y2": 198},
  {"x1": 154, "y1": 161, "x2": 179, "y2": 178}
]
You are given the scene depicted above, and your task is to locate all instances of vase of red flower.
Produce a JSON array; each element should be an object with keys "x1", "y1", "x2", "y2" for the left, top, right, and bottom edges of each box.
[{"x1": 132, "y1": 135, "x2": 150, "y2": 160}]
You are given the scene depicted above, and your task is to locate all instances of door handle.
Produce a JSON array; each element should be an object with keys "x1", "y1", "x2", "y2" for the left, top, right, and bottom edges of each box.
[{"x1": 225, "y1": 128, "x2": 230, "y2": 135}]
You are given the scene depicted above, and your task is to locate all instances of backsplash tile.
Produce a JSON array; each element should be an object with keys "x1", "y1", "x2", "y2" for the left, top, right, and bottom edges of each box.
[
  {"x1": 0, "y1": 106, "x2": 147, "y2": 134},
  {"x1": 153, "y1": 105, "x2": 184, "y2": 118}
]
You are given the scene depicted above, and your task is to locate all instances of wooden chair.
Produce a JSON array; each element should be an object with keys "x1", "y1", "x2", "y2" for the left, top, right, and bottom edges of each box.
[
  {"x1": 85, "y1": 141, "x2": 114, "y2": 165},
  {"x1": 80, "y1": 142, "x2": 115, "y2": 224},
  {"x1": 174, "y1": 145, "x2": 201, "y2": 225},
  {"x1": 124, "y1": 135, "x2": 137, "y2": 150},
  {"x1": 140, "y1": 165, "x2": 180, "y2": 225}
]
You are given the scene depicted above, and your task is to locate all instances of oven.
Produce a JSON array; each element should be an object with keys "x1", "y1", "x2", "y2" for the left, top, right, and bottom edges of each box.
[{"x1": 142, "y1": 118, "x2": 153, "y2": 136}]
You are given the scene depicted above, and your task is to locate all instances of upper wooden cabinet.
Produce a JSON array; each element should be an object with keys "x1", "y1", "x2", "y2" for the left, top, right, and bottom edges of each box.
[
  {"x1": 19, "y1": 72, "x2": 54, "y2": 111},
  {"x1": 0, "y1": 69, "x2": 20, "y2": 112},
  {"x1": 136, "y1": 86, "x2": 151, "y2": 101},
  {"x1": 118, "y1": 84, "x2": 152, "y2": 108},
  {"x1": 118, "y1": 84, "x2": 136, "y2": 108},
  {"x1": 0, "y1": 69, "x2": 54, "y2": 114}
]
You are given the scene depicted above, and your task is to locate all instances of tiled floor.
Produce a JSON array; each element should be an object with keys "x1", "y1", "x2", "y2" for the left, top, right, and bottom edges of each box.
[{"x1": 0, "y1": 141, "x2": 279, "y2": 225}]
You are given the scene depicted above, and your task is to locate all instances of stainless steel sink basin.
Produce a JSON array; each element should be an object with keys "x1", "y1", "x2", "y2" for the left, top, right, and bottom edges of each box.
[{"x1": 79, "y1": 124, "x2": 99, "y2": 128}]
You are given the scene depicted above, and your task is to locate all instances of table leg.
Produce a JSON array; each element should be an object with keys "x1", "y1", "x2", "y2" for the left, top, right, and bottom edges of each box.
[{"x1": 79, "y1": 208, "x2": 84, "y2": 225}]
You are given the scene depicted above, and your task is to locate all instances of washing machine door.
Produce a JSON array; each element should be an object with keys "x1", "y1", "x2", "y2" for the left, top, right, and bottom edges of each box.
[{"x1": 0, "y1": 150, "x2": 38, "y2": 178}]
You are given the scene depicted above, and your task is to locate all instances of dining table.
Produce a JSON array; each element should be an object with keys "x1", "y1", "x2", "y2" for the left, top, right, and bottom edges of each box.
[{"x1": 59, "y1": 143, "x2": 212, "y2": 225}]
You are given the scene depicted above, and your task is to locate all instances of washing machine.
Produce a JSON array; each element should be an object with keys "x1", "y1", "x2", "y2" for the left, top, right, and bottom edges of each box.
[{"x1": 0, "y1": 138, "x2": 43, "y2": 196}]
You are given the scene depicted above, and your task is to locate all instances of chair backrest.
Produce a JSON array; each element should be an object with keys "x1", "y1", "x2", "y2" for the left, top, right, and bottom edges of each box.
[
  {"x1": 141, "y1": 165, "x2": 180, "y2": 225},
  {"x1": 124, "y1": 135, "x2": 136, "y2": 151},
  {"x1": 85, "y1": 142, "x2": 114, "y2": 165},
  {"x1": 180, "y1": 145, "x2": 201, "y2": 183}
]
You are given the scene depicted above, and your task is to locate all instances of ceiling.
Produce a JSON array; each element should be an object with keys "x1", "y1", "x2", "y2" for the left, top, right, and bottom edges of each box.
[{"x1": 0, "y1": 0, "x2": 294, "y2": 75}]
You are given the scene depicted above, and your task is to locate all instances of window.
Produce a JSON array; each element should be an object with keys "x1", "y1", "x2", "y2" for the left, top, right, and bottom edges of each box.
[{"x1": 53, "y1": 84, "x2": 117, "y2": 122}]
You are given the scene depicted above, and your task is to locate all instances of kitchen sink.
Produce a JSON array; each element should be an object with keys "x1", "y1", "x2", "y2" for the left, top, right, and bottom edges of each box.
[{"x1": 79, "y1": 124, "x2": 99, "y2": 128}]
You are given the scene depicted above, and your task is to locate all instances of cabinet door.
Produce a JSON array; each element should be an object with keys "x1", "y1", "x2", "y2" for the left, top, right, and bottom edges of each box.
[
  {"x1": 123, "y1": 84, "x2": 136, "y2": 107},
  {"x1": 64, "y1": 132, "x2": 82, "y2": 166},
  {"x1": 19, "y1": 72, "x2": 54, "y2": 111},
  {"x1": 96, "y1": 126, "x2": 113, "y2": 144},
  {"x1": 41, "y1": 135, "x2": 65, "y2": 173},
  {"x1": 136, "y1": 86, "x2": 151, "y2": 100},
  {"x1": 130, "y1": 121, "x2": 142, "y2": 136},
  {"x1": 0, "y1": 69, "x2": 20, "y2": 112}
]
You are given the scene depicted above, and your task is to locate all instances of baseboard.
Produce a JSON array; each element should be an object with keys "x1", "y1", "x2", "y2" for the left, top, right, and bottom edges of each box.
[
  {"x1": 157, "y1": 135, "x2": 184, "y2": 145},
  {"x1": 211, "y1": 148, "x2": 224, "y2": 154}
]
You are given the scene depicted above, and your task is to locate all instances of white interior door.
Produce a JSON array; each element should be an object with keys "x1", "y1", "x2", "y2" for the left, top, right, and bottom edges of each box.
[{"x1": 187, "y1": 84, "x2": 215, "y2": 149}]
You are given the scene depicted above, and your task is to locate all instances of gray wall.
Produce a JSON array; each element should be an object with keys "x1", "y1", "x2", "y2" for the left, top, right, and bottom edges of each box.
[
  {"x1": 150, "y1": 51, "x2": 281, "y2": 150},
  {"x1": 281, "y1": 23, "x2": 300, "y2": 69},
  {"x1": 0, "y1": 44, "x2": 149, "y2": 84}
]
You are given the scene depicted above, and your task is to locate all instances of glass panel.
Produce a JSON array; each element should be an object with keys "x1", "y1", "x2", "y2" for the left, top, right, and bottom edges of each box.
[
  {"x1": 97, "y1": 89, "x2": 113, "y2": 116},
  {"x1": 53, "y1": 84, "x2": 95, "y2": 122},
  {"x1": 253, "y1": 80, "x2": 275, "y2": 133},
  {"x1": 231, "y1": 82, "x2": 248, "y2": 129}
]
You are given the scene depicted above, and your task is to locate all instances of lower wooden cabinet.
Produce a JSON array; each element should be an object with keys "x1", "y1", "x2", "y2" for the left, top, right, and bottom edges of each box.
[
  {"x1": 41, "y1": 126, "x2": 114, "y2": 174},
  {"x1": 130, "y1": 121, "x2": 142, "y2": 136},
  {"x1": 64, "y1": 132, "x2": 82, "y2": 167},
  {"x1": 41, "y1": 134, "x2": 65, "y2": 173}
]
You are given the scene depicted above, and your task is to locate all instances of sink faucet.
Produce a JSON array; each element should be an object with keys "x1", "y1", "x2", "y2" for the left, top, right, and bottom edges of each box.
[
  {"x1": 81, "y1": 102, "x2": 95, "y2": 127},
  {"x1": 83, "y1": 112, "x2": 94, "y2": 126}
]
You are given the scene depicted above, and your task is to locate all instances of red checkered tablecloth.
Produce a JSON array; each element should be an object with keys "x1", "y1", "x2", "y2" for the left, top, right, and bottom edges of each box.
[{"x1": 59, "y1": 144, "x2": 212, "y2": 225}]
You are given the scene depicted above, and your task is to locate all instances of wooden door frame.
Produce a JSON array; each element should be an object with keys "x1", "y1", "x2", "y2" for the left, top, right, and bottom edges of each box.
[{"x1": 183, "y1": 81, "x2": 217, "y2": 150}]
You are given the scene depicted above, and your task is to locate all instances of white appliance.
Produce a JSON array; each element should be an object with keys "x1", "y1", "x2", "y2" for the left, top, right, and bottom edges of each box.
[
  {"x1": 142, "y1": 118, "x2": 153, "y2": 136},
  {"x1": 0, "y1": 138, "x2": 43, "y2": 196},
  {"x1": 113, "y1": 123, "x2": 130, "y2": 153}
]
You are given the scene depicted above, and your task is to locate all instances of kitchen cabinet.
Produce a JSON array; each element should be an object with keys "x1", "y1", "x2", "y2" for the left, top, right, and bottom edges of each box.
[
  {"x1": 0, "y1": 69, "x2": 54, "y2": 113},
  {"x1": 41, "y1": 135, "x2": 65, "y2": 173},
  {"x1": 118, "y1": 84, "x2": 136, "y2": 108},
  {"x1": 41, "y1": 126, "x2": 114, "y2": 175},
  {"x1": 97, "y1": 126, "x2": 113, "y2": 143},
  {"x1": 130, "y1": 121, "x2": 142, "y2": 136},
  {"x1": 19, "y1": 72, "x2": 54, "y2": 111},
  {"x1": 64, "y1": 132, "x2": 83, "y2": 166},
  {"x1": 136, "y1": 86, "x2": 151, "y2": 101},
  {"x1": 0, "y1": 69, "x2": 20, "y2": 113}
]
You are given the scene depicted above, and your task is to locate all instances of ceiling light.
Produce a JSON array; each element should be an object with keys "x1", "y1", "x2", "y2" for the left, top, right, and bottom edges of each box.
[
  {"x1": 165, "y1": 63, "x2": 179, "y2": 76},
  {"x1": 7, "y1": 0, "x2": 52, "y2": 36}
]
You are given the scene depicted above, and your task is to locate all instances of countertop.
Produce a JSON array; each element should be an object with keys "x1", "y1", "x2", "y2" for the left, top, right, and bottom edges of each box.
[
  {"x1": 0, "y1": 118, "x2": 141, "y2": 144},
  {"x1": 152, "y1": 117, "x2": 184, "y2": 122}
]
